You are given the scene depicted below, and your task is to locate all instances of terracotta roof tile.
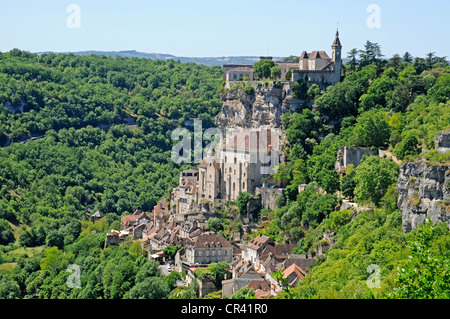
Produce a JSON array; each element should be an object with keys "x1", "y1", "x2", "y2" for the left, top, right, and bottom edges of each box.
[{"x1": 190, "y1": 232, "x2": 232, "y2": 248}]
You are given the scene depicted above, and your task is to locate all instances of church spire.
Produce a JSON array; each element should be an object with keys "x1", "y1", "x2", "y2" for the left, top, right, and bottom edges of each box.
[{"x1": 332, "y1": 29, "x2": 342, "y2": 48}]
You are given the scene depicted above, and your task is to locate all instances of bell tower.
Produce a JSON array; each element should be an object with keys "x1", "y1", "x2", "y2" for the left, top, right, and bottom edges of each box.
[{"x1": 332, "y1": 30, "x2": 343, "y2": 83}]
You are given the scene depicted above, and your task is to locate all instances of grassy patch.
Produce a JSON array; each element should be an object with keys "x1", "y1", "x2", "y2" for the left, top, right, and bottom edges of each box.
[
  {"x1": 8, "y1": 246, "x2": 45, "y2": 259},
  {"x1": 0, "y1": 262, "x2": 17, "y2": 273}
]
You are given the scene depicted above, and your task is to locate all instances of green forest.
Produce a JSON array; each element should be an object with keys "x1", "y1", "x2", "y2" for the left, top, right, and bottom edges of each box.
[{"x1": 0, "y1": 43, "x2": 449, "y2": 299}]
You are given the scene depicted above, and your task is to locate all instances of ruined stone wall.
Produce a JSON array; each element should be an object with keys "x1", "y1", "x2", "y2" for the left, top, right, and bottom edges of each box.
[
  {"x1": 335, "y1": 146, "x2": 379, "y2": 173},
  {"x1": 256, "y1": 187, "x2": 284, "y2": 211}
]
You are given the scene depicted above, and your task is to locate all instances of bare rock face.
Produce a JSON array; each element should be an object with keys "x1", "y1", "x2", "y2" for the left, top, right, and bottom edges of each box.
[
  {"x1": 397, "y1": 160, "x2": 450, "y2": 233},
  {"x1": 216, "y1": 85, "x2": 299, "y2": 131},
  {"x1": 435, "y1": 130, "x2": 450, "y2": 154}
]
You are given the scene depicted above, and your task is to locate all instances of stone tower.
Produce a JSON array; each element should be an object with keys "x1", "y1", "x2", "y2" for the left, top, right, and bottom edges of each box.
[{"x1": 331, "y1": 30, "x2": 343, "y2": 83}]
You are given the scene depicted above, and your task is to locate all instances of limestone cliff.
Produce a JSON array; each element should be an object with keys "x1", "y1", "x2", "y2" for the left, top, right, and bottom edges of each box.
[
  {"x1": 216, "y1": 84, "x2": 301, "y2": 131},
  {"x1": 397, "y1": 160, "x2": 450, "y2": 233},
  {"x1": 435, "y1": 130, "x2": 450, "y2": 154}
]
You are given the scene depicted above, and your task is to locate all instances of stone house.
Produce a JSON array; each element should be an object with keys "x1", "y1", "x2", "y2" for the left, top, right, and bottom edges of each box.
[
  {"x1": 257, "y1": 243, "x2": 296, "y2": 273},
  {"x1": 222, "y1": 266, "x2": 265, "y2": 298},
  {"x1": 185, "y1": 232, "x2": 233, "y2": 264},
  {"x1": 282, "y1": 263, "x2": 307, "y2": 287},
  {"x1": 106, "y1": 230, "x2": 121, "y2": 246},
  {"x1": 198, "y1": 157, "x2": 222, "y2": 202},
  {"x1": 121, "y1": 210, "x2": 149, "y2": 230},
  {"x1": 223, "y1": 65, "x2": 254, "y2": 82},
  {"x1": 241, "y1": 234, "x2": 274, "y2": 265},
  {"x1": 282, "y1": 255, "x2": 317, "y2": 273},
  {"x1": 172, "y1": 179, "x2": 197, "y2": 215},
  {"x1": 133, "y1": 223, "x2": 147, "y2": 240}
]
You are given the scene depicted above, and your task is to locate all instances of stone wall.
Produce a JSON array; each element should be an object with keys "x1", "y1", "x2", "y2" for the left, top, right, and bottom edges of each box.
[
  {"x1": 198, "y1": 279, "x2": 219, "y2": 298},
  {"x1": 292, "y1": 70, "x2": 337, "y2": 89},
  {"x1": 255, "y1": 187, "x2": 284, "y2": 211},
  {"x1": 335, "y1": 146, "x2": 379, "y2": 173}
]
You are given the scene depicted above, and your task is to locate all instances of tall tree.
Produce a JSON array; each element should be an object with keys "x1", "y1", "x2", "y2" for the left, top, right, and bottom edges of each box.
[
  {"x1": 403, "y1": 52, "x2": 413, "y2": 63},
  {"x1": 253, "y1": 59, "x2": 276, "y2": 79},
  {"x1": 347, "y1": 48, "x2": 359, "y2": 72},
  {"x1": 354, "y1": 156, "x2": 399, "y2": 206},
  {"x1": 359, "y1": 41, "x2": 384, "y2": 68}
]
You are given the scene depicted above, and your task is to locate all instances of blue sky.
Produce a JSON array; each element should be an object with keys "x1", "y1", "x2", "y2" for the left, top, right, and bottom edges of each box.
[{"x1": 0, "y1": 0, "x2": 448, "y2": 59}]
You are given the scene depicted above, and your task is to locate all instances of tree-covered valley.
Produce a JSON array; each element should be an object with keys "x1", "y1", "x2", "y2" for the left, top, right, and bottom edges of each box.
[{"x1": 0, "y1": 44, "x2": 449, "y2": 299}]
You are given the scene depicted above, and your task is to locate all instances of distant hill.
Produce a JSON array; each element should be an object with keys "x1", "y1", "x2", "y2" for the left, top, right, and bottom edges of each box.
[
  {"x1": 37, "y1": 49, "x2": 350, "y2": 66},
  {"x1": 37, "y1": 50, "x2": 282, "y2": 66}
]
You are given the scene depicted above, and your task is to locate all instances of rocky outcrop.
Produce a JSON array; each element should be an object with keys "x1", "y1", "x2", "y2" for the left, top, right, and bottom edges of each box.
[
  {"x1": 4, "y1": 100, "x2": 26, "y2": 114},
  {"x1": 435, "y1": 130, "x2": 450, "y2": 154},
  {"x1": 216, "y1": 84, "x2": 301, "y2": 131},
  {"x1": 397, "y1": 160, "x2": 450, "y2": 233}
]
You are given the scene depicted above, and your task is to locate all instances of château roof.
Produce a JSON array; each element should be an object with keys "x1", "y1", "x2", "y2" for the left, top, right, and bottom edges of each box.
[{"x1": 308, "y1": 51, "x2": 331, "y2": 60}]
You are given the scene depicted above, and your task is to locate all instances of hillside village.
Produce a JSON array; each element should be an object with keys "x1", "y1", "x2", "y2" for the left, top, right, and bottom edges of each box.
[
  {"x1": 79, "y1": 29, "x2": 450, "y2": 299},
  {"x1": 97, "y1": 31, "x2": 348, "y2": 298}
]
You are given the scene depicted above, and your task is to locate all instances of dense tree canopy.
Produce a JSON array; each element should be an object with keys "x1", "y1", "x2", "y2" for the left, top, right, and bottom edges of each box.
[{"x1": 0, "y1": 50, "x2": 224, "y2": 299}]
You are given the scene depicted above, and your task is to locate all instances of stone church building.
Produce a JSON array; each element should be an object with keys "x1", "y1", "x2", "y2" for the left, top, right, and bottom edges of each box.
[{"x1": 171, "y1": 128, "x2": 282, "y2": 214}]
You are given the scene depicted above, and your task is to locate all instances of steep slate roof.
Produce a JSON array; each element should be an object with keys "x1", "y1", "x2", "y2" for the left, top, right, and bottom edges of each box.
[
  {"x1": 308, "y1": 51, "x2": 331, "y2": 60},
  {"x1": 332, "y1": 31, "x2": 342, "y2": 48},
  {"x1": 300, "y1": 51, "x2": 309, "y2": 59}
]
